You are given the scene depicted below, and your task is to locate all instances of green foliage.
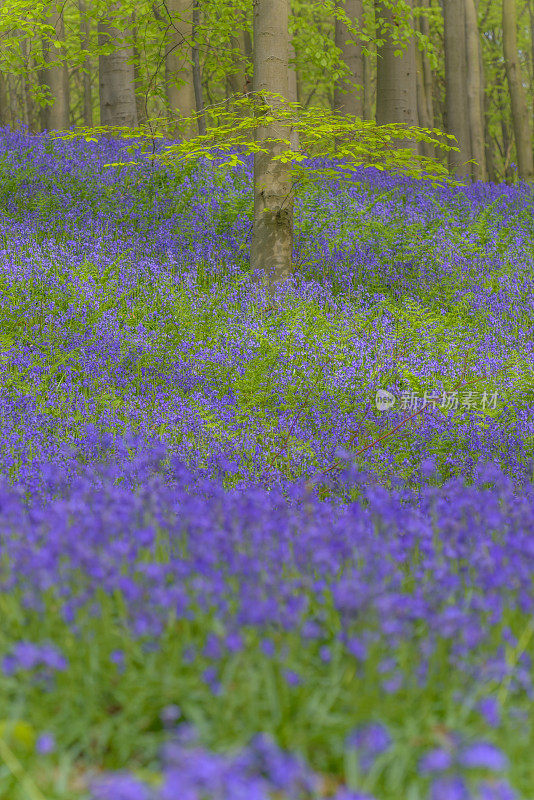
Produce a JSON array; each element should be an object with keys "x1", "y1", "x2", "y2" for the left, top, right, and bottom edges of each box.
[{"x1": 53, "y1": 91, "x2": 458, "y2": 197}]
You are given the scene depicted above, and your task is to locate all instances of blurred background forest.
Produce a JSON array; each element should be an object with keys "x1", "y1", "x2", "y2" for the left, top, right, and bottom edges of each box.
[{"x1": 0, "y1": 0, "x2": 532, "y2": 183}]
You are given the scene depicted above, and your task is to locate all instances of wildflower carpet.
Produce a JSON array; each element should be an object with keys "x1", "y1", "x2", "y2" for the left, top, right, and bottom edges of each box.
[{"x1": 0, "y1": 127, "x2": 532, "y2": 800}]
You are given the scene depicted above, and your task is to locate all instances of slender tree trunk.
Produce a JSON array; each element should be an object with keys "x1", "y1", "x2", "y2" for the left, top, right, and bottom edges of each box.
[
  {"x1": 464, "y1": 0, "x2": 486, "y2": 179},
  {"x1": 20, "y1": 38, "x2": 35, "y2": 131},
  {"x1": 334, "y1": 0, "x2": 364, "y2": 117},
  {"x1": 420, "y1": 0, "x2": 434, "y2": 125},
  {"x1": 416, "y1": 0, "x2": 434, "y2": 156},
  {"x1": 192, "y1": 0, "x2": 205, "y2": 134},
  {"x1": 226, "y1": 27, "x2": 252, "y2": 142},
  {"x1": 0, "y1": 73, "x2": 8, "y2": 127},
  {"x1": 483, "y1": 77, "x2": 496, "y2": 182},
  {"x1": 375, "y1": 0, "x2": 419, "y2": 151},
  {"x1": 528, "y1": 0, "x2": 534, "y2": 136},
  {"x1": 288, "y1": 38, "x2": 300, "y2": 149},
  {"x1": 443, "y1": 0, "x2": 471, "y2": 178},
  {"x1": 8, "y1": 76, "x2": 17, "y2": 127},
  {"x1": 227, "y1": 31, "x2": 248, "y2": 94},
  {"x1": 98, "y1": 6, "x2": 138, "y2": 127},
  {"x1": 165, "y1": 0, "x2": 195, "y2": 127},
  {"x1": 415, "y1": 46, "x2": 429, "y2": 150},
  {"x1": 363, "y1": 49, "x2": 373, "y2": 119},
  {"x1": 132, "y1": 13, "x2": 147, "y2": 124},
  {"x1": 41, "y1": 5, "x2": 70, "y2": 130},
  {"x1": 79, "y1": 0, "x2": 93, "y2": 126},
  {"x1": 478, "y1": 18, "x2": 495, "y2": 181},
  {"x1": 503, "y1": 0, "x2": 534, "y2": 180},
  {"x1": 250, "y1": 0, "x2": 293, "y2": 291}
]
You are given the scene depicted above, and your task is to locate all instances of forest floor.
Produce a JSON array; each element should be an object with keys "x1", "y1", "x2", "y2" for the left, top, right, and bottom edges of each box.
[{"x1": 0, "y1": 128, "x2": 531, "y2": 799}]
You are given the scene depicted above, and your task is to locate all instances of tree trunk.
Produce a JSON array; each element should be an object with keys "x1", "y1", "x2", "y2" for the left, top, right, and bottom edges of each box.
[
  {"x1": 98, "y1": 6, "x2": 138, "y2": 127},
  {"x1": 363, "y1": 48, "x2": 373, "y2": 119},
  {"x1": 483, "y1": 75, "x2": 496, "y2": 182},
  {"x1": 464, "y1": 0, "x2": 486, "y2": 180},
  {"x1": 7, "y1": 76, "x2": 17, "y2": 127},
  {"x1": 250, "y1": 0, "x2": 293, "y2": 292},
  {"x1": 132, "y1": 12, "x2": 147, "y2": 124},
  {"x1": 41, "y1": 6, "x2": 70, "y2": 130},
  {"x1": 79, "y1": 0, "x2": 93, "y2": 126},
  {"x1": 227, "y1": 31, "x2": 248, "y2": 95},
  {"x1": 528, "y1": 0, "x2": 534, "y2": 138},
  {"x1": 415, "y1": 46, "x2": 429, "y2": 151},
  {"x1": 334, "y1": 0, "x2": 364, "y2": 117},
  {"x1": 288, "y1": 38, "x2": 299, "y2": 149},
  {"x1": 443, "y1": 0, "x2": 471, "y2": 178},
  {"x1": 416, "y1": 0, "x2": 434, "y2": 156},
  {"x1": 21, "y1": 38, "x2": 36, "y2": 132},
  {"x1": 0, "y1": 73, "x2": 9, "y2": 127},
  {"x1": 165, "y1": 0, "x2": 195, "y2": 126},
  {"x1": 192, "y1": 0, "x2": 205, "y2": 134},
  {"x1": 503, "y1": 0, "x2": 534, "y2": 180},
  {"x1": 375, "y1": 0, "x2": 418, "y2": 152}
]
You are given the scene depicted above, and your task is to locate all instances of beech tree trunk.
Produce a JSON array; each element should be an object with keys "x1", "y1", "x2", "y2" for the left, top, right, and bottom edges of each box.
[
  {"x1": 0, "y1": 74, "x2": 8, "y2": 127},
  {"x1": 375, "y1": 0, "x2": 418, "y2": 152},
  {"x1": 443, "y1": 0, "x2": 471, "y2": 178},
  {"x1": 227, "y1": 31, "x2": 248, "y2": 95},
  {"x1": 288, "y1": 38, "x2": 300, "y2": 149},
  {"x1": 7, "y1": 76, "x2": 17, "y2": 127},
  {"x1": 483, "y1": 75, "x2": 497, "y2": 182},
  {"x1": 363, "y1": 48, "x2": 373, "y2": 119},
  {"x1": 528, "y1": 0, "x2": 534, "y2": 136},
  {"x1": 192, "y1": 0, "x2": 205, "y2": 134},
  {"x1": 334, "y1": 0, "x2": 364, "y2": 117},
  {"x1": 98, "y1": 6, "x2": 138, "y2": 127},
  {"x1": 41, "y1": 6, "x2": 70, "y2": 130},
  {"x1": 21, "y1": 39, "x2": 36, "y2": 131},
  {"x1": 133, "y1": 13, "x2": 147, "y2": 124},
  {"x1": 416, "y1": 0, "x2": 434, "y2": 156},
  {"x1": 165, "y1": 0, "x2": 195, "y2": 124},
  {"x1": 250, "y1": 0, "x2": 293, "y2": 292},
  {"x1": 464, "y1": 0, "x2": 486, "y2": 180},
  {"x1": 79, "y1": 0, "x2": 93, "y2": 126},
  {"x1": 503, "y1": 0, "x2": 534, "y2": 180}
]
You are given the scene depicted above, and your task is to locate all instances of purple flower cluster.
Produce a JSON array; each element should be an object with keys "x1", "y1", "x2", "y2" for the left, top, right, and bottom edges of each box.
[
  {"x1": 2, "y1": 642, "x2": 67, "y2": 675},
  {"x1": 91, "y1": 727, "x2": 365, "y2": 800}
]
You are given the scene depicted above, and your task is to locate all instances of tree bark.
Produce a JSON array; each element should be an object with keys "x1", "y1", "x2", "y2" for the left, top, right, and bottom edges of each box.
[
  {"x1": 164, "y1": 0, "x2": 195, "y2": 126},
  {"x1": 443, "y1": 0, "x2": 471, "y2": 178},
  {"x1": 483, "y1": 73, "x2": 496, "y2": 182},
  {"x1": 528, "y1": 0, "x2": 534, "y2": 138},
  {"x1": 192, "y1": 0, "x2": 205, "y2": 134},
  {"x1": 375, "y1": 0, "x2": 419, "y2": 152},
  {"x1": 227, "y1": 31, "x2": 248, "y2": 95},
  {"x1": 0, "y1": 73, "x2": 9, "y2": 127},
  {"x1": 334, "y1": 0, "x2": 364, "y2": 117},
  {"x1": 79, "y1": 0, "x2": 93, "y2": 126},
  {"x1": 415, "y1": 0, "x2": 434, "y2": 156},
  {"x1": 363, "y1": 48, "x2": 373, "y2": 120},
  {"x1": 250, "y1": 0, "x2": 293, "y2": 292},
  {"x1": 21, "y1": 38, "x2": 36, "y2": 132},
  {"x1": 464, "y1": 0, "x2": 486, "y2": 179},
  {"x1": 98, "y1": 5, "x2": 138, "y2": 127},
  {"x1": 288, "y1": 38, "x2": 299, "y2": 149},
  {"x1": 132, "y1": 12, "x2": 147, "y2": 124},
  {"x1": 41, "y1": 5, "x2": 70, "y2": 130},
  {"x1": 8, "y1": 76, "x2": 17, "y2": 127},
  {"x1": 503, "y1": 0, "x2": 534, "y2": 180}
]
